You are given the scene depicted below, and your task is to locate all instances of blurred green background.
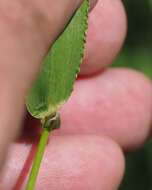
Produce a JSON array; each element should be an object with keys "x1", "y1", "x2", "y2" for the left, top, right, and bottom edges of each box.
[{"x1": 111, "y1": 0, "x2": 152, "y2": 189}]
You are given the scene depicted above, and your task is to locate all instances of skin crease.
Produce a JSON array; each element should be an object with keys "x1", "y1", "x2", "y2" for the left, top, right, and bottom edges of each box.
[
  {"x1": 0, "y1": 0, "x2": 152, "y2": 190},
  {"x1": 80, "y1": 0, "x2": 127, "y2": 75}
]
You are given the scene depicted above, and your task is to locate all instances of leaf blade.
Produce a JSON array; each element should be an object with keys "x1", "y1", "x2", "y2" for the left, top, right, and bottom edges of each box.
[{"x1": 26, "y1": 0, "x2": 89, "y2": 119}]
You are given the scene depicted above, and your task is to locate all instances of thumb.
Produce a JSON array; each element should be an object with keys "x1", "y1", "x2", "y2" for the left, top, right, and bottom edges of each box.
[{"x1": 0, "y1": 0, "x2": 86, "y2": 169}]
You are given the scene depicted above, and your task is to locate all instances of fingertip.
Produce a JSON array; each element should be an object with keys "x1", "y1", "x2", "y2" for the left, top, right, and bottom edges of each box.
[
  {"x1": 105, "y1": 68, "x2": 152, "y2": 151},
  {"x1": 56, "y1": 68, "x2": 152, "y2": 151},
  {"x1": 80, "y1": 0, "x2": 127, "y2": 75},
  {"x1": 91, "y1": 135, "x2": 125, "y2": 189}
]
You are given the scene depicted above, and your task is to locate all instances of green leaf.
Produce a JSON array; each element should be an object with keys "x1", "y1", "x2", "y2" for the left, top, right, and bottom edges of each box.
[{"x1": 26, "y1": 0, "x2": 89, "y2": 119}]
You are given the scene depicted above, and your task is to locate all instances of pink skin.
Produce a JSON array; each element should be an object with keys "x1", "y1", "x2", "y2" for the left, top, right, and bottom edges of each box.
[
  {"x1": 0, "y1": 0, "x2": 152, "y2": 189},
  {"x1": 80, "y1": 0, "x2": 127, "y2": 75},
  {"x1": 0, "y1": 136, "x2": 124, "y2": 190},
  {"x1": 53, "y1": 68, "x2": 152, "y2": 151}
]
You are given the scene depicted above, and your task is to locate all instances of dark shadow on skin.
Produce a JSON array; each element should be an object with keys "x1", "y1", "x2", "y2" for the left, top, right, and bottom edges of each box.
[
  {"x1": 17, "y1": 111, "x2": 42, "y2": 144},
  {"x1": 78, "y1": 68, "x2": 105, "y2": 80},
  {"x1": 18, "y1": 111, "x2": 53, "y2": 143}
]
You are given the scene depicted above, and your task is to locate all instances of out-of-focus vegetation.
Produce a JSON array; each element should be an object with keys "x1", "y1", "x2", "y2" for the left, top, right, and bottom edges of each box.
[
  {"x1": 111, "y1": 1, "x2": 152, "y2": 189},
  {"x1": 113, "y1": 0, "x2": 152, "y2": 79}
]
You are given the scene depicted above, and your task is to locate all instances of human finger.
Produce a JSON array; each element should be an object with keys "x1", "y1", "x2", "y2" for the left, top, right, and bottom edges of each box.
[
  {"x1": 0, "y1": 0, "x2": 90, "y2": 169},
  {"x1": 80, "y1": 0, "x2": 127, "y2": 75},
  {"x1": 53, "y1": 68, "x2": 152, "y2": 151},
  {"x1": 0, "y1": 135, "x2": 124, "y2": 190}
]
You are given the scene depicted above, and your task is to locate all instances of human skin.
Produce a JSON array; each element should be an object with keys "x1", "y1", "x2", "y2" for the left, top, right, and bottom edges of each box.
[
  {"x1": 80, "y1": 0, "x2": 127, "y2": 75},
  {"x1": 0, "y1": 0, "x2": 152, "y2": 189},
  {"x1": 0, "y1": 0, "x2": 88, "y2": 167}
]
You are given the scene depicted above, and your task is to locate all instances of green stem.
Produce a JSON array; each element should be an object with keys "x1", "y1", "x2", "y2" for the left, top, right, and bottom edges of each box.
[{"x1": 26, "y1": 124, "x2": 50, "y2": 190}]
